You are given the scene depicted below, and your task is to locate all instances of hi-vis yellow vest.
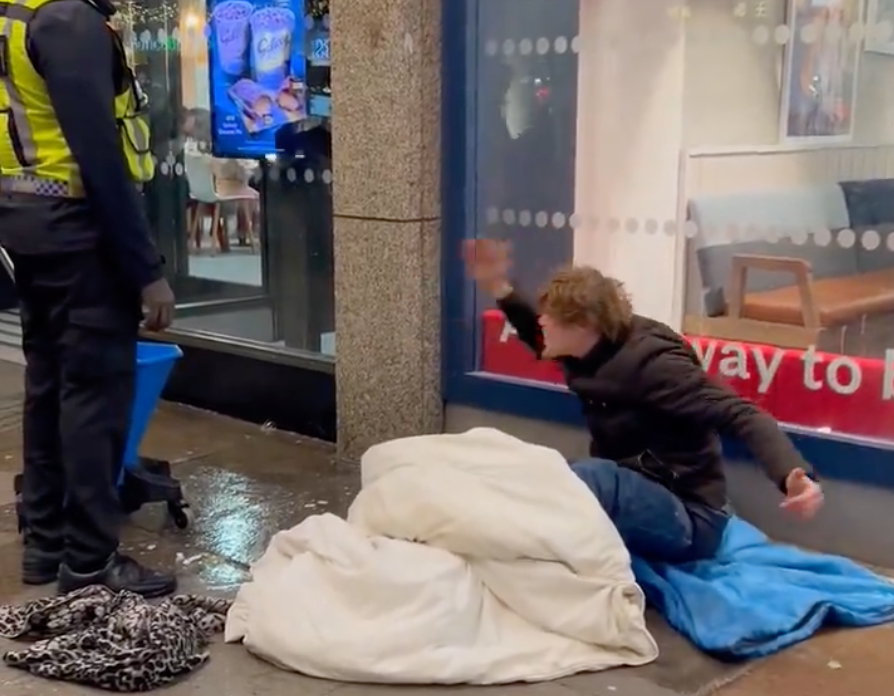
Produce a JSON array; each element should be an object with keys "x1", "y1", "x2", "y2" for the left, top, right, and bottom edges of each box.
[{"x1": 0, "y1": 0, "x2": 154, "y2": 197}]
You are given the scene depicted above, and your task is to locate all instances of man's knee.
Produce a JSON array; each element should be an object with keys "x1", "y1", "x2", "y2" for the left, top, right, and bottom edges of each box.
[{"x1": 570, "y1": 458, "x2": 620, "y2": 510}]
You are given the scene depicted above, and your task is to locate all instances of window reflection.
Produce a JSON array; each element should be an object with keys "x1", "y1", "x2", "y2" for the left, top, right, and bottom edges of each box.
[
  {"x1": 114, "y1": 0, "x2": 334, "y2": 356},
  {"x1": 467, "y1": 0, "x2": 894, "y2": 444}
]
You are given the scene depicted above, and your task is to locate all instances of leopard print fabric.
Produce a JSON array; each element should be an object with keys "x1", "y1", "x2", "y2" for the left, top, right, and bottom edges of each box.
[{"x1": 0, "y1": 585, "x2": 231, "y2": 691}]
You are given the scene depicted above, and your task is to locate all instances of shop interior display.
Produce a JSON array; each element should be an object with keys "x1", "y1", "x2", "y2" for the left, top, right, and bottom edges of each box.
[{"x1": 684, "y1": 178, "x2": 894, "y2": 357}]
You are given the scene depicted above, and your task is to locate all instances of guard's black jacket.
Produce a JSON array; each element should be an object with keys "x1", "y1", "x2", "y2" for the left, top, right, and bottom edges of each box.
[
  {"x1": 498, "y1": 292, "x2": 813, "y2": 510},
  {"x1": 0, "y1": 0, "x2": 163, "y2": 290}
]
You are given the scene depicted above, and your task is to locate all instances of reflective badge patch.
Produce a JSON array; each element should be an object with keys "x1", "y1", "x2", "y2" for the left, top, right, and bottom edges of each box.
[{"x1": 0, "y1": 36, "x2": 8, "y2": 78}]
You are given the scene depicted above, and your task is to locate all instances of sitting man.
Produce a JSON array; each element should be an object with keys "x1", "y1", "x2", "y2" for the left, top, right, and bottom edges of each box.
[{"x1": 464, "y1": 239, "x2": 823, "y2": 563}]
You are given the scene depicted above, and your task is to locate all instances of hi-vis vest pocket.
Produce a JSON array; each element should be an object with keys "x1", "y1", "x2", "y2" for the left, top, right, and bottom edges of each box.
[
  {"x1": 117, "y1": 112, "x2": 154, "y2": 183},
  {"x1": 0, "y1": 107, "x2": 29, "y2": 167}
]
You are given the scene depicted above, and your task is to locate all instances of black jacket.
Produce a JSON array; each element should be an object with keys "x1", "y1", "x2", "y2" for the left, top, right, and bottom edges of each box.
[
  {"x1": 0, "y1": 0, "x2": 162, "y2": 290},
  {"x1": 498, "y1": 292, "x2": 813, "y2": 510}
]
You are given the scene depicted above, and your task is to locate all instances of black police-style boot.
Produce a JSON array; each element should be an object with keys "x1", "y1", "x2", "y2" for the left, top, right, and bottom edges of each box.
[
  {"x1": 21, "y1": 544, "x2": 63, "y2": 585},
  {"x1": 57, "y1": 553, "x2": 177, "y2": 598}
]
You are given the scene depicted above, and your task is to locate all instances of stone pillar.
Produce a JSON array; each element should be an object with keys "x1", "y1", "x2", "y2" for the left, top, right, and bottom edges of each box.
[{"x1": 330, "y1": 0, "x2": 442, "y2": 459}]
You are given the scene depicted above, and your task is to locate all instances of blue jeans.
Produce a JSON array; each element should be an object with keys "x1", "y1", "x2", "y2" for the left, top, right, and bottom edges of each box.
[{"x1": 571, "y1": 458, "x2": 729, "y2": 563}]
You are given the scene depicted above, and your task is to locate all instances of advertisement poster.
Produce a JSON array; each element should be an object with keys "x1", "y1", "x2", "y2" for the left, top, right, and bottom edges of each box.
[{"x1": 208, "y1": 0, "x2": 308, "y2": 157}]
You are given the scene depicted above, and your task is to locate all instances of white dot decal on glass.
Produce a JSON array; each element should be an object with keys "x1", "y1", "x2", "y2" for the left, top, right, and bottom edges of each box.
[
  {"x1": 174, "y1": 163, "x2": 183, "y2": 177},
  {"x1": 518, "y1": 210, "x2": 532, "y2": 227},
  {"x1": 774, "y1": 24, "x2": 791, "y2": 45},
  {"x1": 684, "y1": 220, "x2": 699, "y2": 238},
  {"x1": 800, "y1": 23, "x2": 819, "y2": 44},
  {"x1": 569, "y1": 213, "x2": 581, "y2": 228},
  {"x1": 536, "y1": 37, "x2": 550, "y2": 55},
  {"x1": 269, "y1": 166, "x2": 280, "y2": 181},
  {"x1": 502, "y1": 209, "x2": 516, "y2": 225},
  {"x1": 644, "y1": 218, "x2": 659, "y2": 235},
  {"x1": 160, "y1": 162, "x2": 170, "y2": 175},
  {"x1": 813, "y1": 227, "x2": 832, "y2": 247},
  {"x1": 286, "y1": 168, "x2": 297, "y2": 182},
  {"x1": 486, "y1": 206, "x2": 499, "y2": 224},
  {"x1": 165, "y1": 153, "x2": 176, "y2": 166},
  {"x1": 484, "y1": 39, "x2": 498, "y2": 56},
  {"x1": 824, "y1": 22, "x2": 844, "y2": 44},
  {"x1": 887, "y1": 232, "x2": 894, "y2": 252},
  {"x1": 838, "y1": 228, "x2": 856, "y2": 248},
  {"x1": 861, "y1": 229, "x2": 880, "y2": 250},
  {"x1": 571, "y1": 35, "x2": 580, "y2": 53},
  {"x1": 663, "y1": 219, "x2": 677, "y2": 236},
  {"x1": 157, "y1": 29, "x2": 167, "y2": 43},
  {"x1": 625, "y1": 218, "x2": 638, "y2": 233},
  {"x1": 554, "y1": 36, "x2": 568, "y2": 54},
  {"x1": 552, "y1": 212, "x2": 566, "y2": 229},
  {"x1": 140, "y1": 30, "x2": 152, "y2": 44},
  {"x1": 751, "y1": 25, "x2": 770, "y2": 45},
  {"x1": 502, "y1": 39, "x2": 515, "y2": 56},
  {"x1": 519, "y1": 38, "x2": 533, "y2": 55},
  {"x1": 791, "y1": 228, "x2": 808, "y2": 245},
  {"x1": 322, "y1": 169, "x2": 332, "y2": 184},
  {"x1": 304, "y1": 169, "x2": 315, "y2": 183},
  {"x1": 607, "y1": 218, "x2": 621, "y2": 233},
  {"x1": 535, "y1": 211, "x2": 548, "y2": 228}
]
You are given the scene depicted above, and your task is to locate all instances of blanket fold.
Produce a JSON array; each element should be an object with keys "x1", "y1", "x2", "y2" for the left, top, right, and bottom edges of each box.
[
  {"x1": 633, "y1": 517, "x2": 894, "y2": 659},
  {"x1": 226, "y1": 428, "x2": 658, "y2": 683}
]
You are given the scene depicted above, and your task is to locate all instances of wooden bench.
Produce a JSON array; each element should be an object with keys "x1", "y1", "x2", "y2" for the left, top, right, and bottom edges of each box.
[{"x1": 684, "y1": 254, "x2": 894, "y2": 349}]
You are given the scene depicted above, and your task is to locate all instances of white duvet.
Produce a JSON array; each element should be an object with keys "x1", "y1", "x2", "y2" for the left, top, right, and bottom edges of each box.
[{"x1": 225, "y1": 428, "x2": 658, "y2": 684}]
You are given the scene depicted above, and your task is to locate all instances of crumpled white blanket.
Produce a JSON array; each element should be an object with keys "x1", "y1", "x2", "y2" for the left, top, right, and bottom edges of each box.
[{"x1": 225, "y1": 428, "x2": 658, "y2": 683}]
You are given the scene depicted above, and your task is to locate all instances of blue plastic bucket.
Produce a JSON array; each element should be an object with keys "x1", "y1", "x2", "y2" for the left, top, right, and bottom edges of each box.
[{"x1": 122, "y1": 342, "x2": 183, "y2": 473}]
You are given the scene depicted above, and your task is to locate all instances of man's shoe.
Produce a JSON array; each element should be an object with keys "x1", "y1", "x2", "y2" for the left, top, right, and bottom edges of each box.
[
  {"x1": 22, "y1": 546, "x2": 62, "y2": 585},
  {"x1": 57, "y1": 554, "x2": 177, "y2": 598}
]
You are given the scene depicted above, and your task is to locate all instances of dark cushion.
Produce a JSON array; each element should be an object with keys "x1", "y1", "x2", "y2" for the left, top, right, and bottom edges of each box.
[{"x1": 840, "y1": 179, "x2": 894, "y2": 226}]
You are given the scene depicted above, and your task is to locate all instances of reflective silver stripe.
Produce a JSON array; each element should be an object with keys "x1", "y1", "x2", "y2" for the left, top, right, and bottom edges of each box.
[
  {"x1": 0, "y1": 174, "x2": 83, "y2": 198},
  {"x1": 0, "y1": 0, "x2": 36, "y2": 165}
]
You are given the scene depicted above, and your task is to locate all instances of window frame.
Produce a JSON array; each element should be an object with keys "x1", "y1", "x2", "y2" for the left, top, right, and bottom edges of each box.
[{"x1": 438, "y1": 0, "x2": 894, "y2": 488}]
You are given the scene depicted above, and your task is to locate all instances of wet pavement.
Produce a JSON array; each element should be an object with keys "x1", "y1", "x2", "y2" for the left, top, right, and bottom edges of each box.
[{"x1": 0, "y1": 361, "x2": 887, "y2": 695}]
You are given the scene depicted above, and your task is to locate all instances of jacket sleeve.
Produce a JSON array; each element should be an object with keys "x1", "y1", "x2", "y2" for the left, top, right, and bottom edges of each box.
[
  {"x1": 26, "y1": 1, "x2": 163, "y2": 290},
  {"x1": 640, "y1": 345, "x2": 814, "y2": 491},
  {"x1": 496, "y1": 290, "x2": 545, "y2": 357}
]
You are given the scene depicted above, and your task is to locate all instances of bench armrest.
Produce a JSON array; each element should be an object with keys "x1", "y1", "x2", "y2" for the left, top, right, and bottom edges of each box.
[{"x1": 727, "y1": 253, "x2": 820, "y2": 328}]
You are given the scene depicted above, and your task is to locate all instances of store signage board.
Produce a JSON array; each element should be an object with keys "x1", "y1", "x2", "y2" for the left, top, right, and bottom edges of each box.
[{"x1": 207, "y1": 0, "x2": 311, "y2": 157}]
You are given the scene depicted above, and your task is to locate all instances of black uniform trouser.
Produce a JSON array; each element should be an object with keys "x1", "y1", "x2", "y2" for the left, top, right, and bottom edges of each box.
[{"x1": 11, "y1": 248, "x2": 140, "y2": 573}]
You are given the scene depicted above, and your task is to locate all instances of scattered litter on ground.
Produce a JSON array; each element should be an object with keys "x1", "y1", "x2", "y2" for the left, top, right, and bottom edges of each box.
[
  {"x1": 827, "y1": 660, "x2": 843, "y2": 669},
  {"x1": 176, "y1": 552, "x2": 205, "y2": 567}
]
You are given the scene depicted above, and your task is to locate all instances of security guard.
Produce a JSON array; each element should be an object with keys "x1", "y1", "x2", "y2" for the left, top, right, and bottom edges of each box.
[{"x1": 0, "y1": 0, "x2": 177, "y2": 596}]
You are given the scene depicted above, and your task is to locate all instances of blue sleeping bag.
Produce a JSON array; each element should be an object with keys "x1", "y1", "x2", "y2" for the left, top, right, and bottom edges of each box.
[{"x1": 632, "y1": 517, "x2": 894, "y2": 659}]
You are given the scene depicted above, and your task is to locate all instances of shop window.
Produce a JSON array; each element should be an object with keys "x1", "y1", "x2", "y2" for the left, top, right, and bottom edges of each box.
[
  {"x1": 116, "y1": 0, "x2": 334, "y2": 357},
  {"x1": 465, "y1": 0, "x2": 894, "y2": 445}
]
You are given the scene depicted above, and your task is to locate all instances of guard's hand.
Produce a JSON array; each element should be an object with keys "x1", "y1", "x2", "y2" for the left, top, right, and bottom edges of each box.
[
  {"x1": 780, "y1": 468, "x2": 824, "y2": 520},
  {"x1": 141, "y1": 277, "x2": 175, "y2": 332}
]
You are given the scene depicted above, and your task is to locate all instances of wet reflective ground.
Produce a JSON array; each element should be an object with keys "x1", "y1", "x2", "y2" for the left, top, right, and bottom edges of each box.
[{"x1": 0, "y1": 363, "x2": 889, "y2": 694}]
